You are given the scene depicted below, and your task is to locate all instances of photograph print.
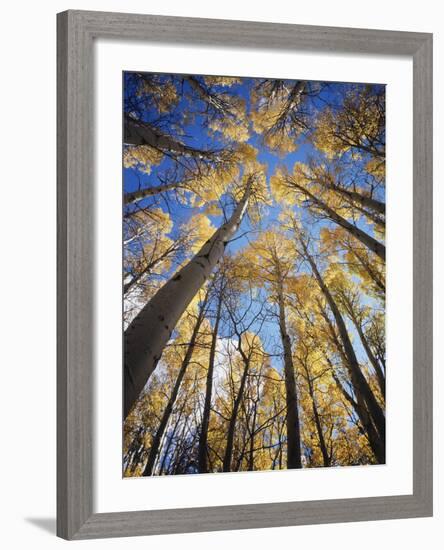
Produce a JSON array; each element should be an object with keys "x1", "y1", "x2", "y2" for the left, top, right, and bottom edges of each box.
[{"x1": 123, "y1": 72, "x2": 386, "y2": 477}]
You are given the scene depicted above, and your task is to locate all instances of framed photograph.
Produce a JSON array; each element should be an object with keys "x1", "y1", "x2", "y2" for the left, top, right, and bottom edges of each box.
[{"x1": 57, "y1": 10, "x2": 433, "y2": 540}]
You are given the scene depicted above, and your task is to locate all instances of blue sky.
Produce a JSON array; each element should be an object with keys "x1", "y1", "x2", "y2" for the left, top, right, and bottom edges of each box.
[{"x1": 123, "y1": 73, "x2": 384, "y2": 372}]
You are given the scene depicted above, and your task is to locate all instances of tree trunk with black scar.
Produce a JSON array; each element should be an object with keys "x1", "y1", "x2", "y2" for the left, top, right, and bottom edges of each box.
[
  {"x1": 142, "y1": 294, "x2": 208, "y2": 476},
  {"x1": 124, "y1": 178, "x2": 252, "y2": 419},
  {"x1": 198, "y1": 290, "x2": 223, "y2": 473},
  {"x1": 277, "y1": 278, "x2": 302, "y2": 469}
]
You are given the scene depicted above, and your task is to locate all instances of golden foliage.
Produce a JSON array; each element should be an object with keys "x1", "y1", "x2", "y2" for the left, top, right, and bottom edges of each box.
[
  {"x1": 123, "y1": 145, "x2": 163, "y2": 174},
  {"x1": 208, "y1": 95, "x2": 250, "y2": 142},
  {"x1": 313, "y1": 86, "x2": 385, "y2": 159},
  {"x1": 137, "y1": 79, "x2": 179, "y2": 113},
  {"x1": 203, "y1": 76, "x2": 242, "y2": 87},
  {"x1": 123, "y1": 75, "x2": 386, "y2": 475}
]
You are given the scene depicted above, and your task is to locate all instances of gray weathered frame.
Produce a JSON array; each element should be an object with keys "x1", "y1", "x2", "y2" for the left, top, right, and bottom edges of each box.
[{"x1": 57, "y1": 9, "x2": 433, "y2": 540}]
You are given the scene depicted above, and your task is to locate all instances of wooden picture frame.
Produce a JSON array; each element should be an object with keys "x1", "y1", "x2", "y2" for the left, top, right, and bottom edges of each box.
[{"x1": 57, "y1": 9, "x2": 433, "y2": 540}]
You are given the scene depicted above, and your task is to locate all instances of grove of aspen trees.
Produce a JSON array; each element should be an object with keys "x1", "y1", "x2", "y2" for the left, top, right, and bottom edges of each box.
[{"x1": 122, "y1": 73, "x2": 385, "y2": 475}]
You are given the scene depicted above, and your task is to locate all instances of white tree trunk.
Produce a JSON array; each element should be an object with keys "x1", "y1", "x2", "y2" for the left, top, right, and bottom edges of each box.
[
  {"x1": 124, "y1": 178, "x2": 253, "y2": 418},
  {"x1": 125, "y1": 115, "x2": 218, "y2": 159},
  {"x1": 289, "y1": 179, "x2": 386, "y2": 261},
  {"x1": 124, "y1": 181, "x2": 181, "y2": 204}
]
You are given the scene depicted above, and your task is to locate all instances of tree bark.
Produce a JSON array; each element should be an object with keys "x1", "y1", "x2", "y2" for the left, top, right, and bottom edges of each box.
[
  {"x1": 124, "y1": 178, "x2": 252, "y2": 419},
  {"x1": 124, "y1": 114, "x2": 218, "y2": 159},
  {"x1": 323, "y1": 182, "x2": 385, "y2": 216},
  {"x1": 124, "y1": 181, "x2": 181, "y2": 204},
  {"x1": 327, "y1": 355, "x2": 384, "y2": 463},
  {"x1": 346, "y1": 306, "x2": 386, "y2": 399},
  {"x1": 186, "y1": 76, "x2": 233, "y2": 116},
  {"x1": 302, "y1": 363, "x2": 330, "y2": 467},
  {"x1": 198, "y1": 290, "x2": 223, "y2": 473},
  {"x1": 288, "y1": 178, "x2": 385, "y2": 261},
  {"x1": 267, "y1": 81, "x2": 307, "y2": 135},
  {"x1": 346, "y1": 201, "x2": 385, "y2": 230},
  {"x1": 247, "y1": 405, "x2": 258, "y2": 471},
  {"x1": 142, "y1": 296, "x2": 208, "y2": 476},
  {"x1": 222, "y1": 342, "x2": 250, "y2": 472},
  {"x1": 352, "y1": 248, "x2": 385, "y2": 293},
  {"x1": 277, "y1": 279, "x2": 302, "y2": 469},
  {"x1": 158, "y1": 410, "x2": 183, "y2": 475},
  {"x1": 299, "y1": 239, "x2": 385, "y2": 460}
]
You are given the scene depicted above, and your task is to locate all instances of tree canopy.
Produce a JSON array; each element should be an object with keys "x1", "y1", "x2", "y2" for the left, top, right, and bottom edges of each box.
[{"x1": 123, "y1": 73, "x2": 385, "y2": 475}]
